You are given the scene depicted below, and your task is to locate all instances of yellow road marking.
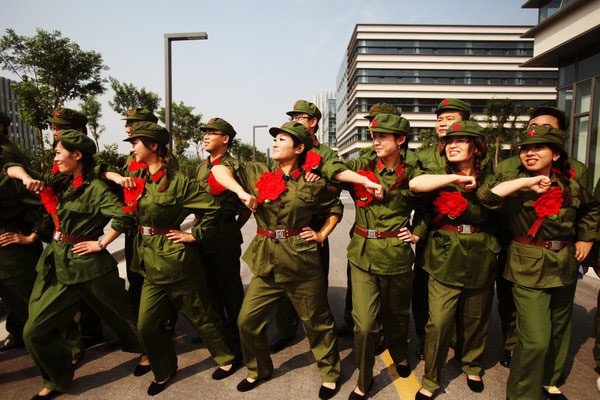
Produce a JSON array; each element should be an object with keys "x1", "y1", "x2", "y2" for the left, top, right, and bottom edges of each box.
[{"x1": 381, "y1": 349, "x2": 421, "y2": 399}]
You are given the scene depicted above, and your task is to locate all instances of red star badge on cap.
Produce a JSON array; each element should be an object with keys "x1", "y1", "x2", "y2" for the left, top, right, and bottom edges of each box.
[
  {"x1": 443, "y1": 99, "x2": 449, "y2": 105},
  {"x1": 372, "y1": 119, "x2": 378, "y2": 127},
  {"x1": 281, "y1": 122, "x2": 287, "y2": 128},
  {"x1": 126, "y1": 110, "x2": 130, "y2": 116},
  {"x1": 528, "y1": 129, "x2": 536, "y2": 136},
  {"x1": 294, "y1": 102, "x2": 298, "y2": 109},
  {"x1": 370, "y1": 106, "x2": 375, "y2": 111},
  {"x1": 454, "y1": 124, "x2": 461, "y2": 131},
  {"x1": 208, "y1": 119, "x2": 213, "y2": 124},
  {"x1": 55, "y1": 112, "x2": 60, "y2": 117}
]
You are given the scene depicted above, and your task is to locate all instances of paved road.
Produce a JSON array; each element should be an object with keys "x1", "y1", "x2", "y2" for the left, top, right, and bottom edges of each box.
[{"x1": 1, "y1": 193, "x2": 599, "y2": 399}]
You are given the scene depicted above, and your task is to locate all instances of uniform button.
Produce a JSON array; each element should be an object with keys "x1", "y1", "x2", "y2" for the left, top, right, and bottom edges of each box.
[
  {"x1": 143, "y1": 243, "x2": 147, "y2": 247},
  {"x1": 274, "y1": 239, "x2": 279, "y2": 244},
  {"x1": 277, "y1": 221, "x2": 281, "y2": 224},
  {"x1": 280, "y1": 203, "x2": 285, "y2": 209}
]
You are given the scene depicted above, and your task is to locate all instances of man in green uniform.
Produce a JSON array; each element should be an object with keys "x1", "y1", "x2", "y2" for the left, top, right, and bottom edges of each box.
[
  {"x1": 270, "y1": 100, "x2": 340, "y2": 353},
  {"x1": 594, "y1": 179, "x2": 600, "y2": 393},
  {"x1": 494, "y1": 105, "x2": 591, "y2": 368},
  {"x1": 194, "y1": 117, "x2": 249, "y2": 359},
  {"x1": 0, "y1": 111, "x2": 44, "y2": 351},
  {"x1": 48, "y1": 107, "x2": 89, "y2": 140},
  {"x1": 412, "y1": 98, "x2": 474, "y2": 359}
]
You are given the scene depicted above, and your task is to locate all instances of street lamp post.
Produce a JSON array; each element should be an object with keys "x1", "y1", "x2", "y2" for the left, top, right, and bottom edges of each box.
[
  {"x1": 252, "y1": 125, "x2": 268, "y2": 162},
  {"x1": 164, "y1": 32, "x2": 208, "y2": 150}
]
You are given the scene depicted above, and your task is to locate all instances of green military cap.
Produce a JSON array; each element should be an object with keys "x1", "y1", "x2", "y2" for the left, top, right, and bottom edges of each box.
[
  {"x1": 56, "y1": 129, "x2": 96, "y2": 155},
  {"x1": 364, "y1": 102, "x2": 399, "y2": 120},
  {"x1": 520, "y1": 126, "x2": 565, "y2": 147},
  {"x1": 269, "y1": 121, "x2": 313, "y2": 151},
  {"x1": 286, "y1": 100, "x2": 322, "y2": 122},
  {"x1": 370, "y1": 113, "x2": 410, "y2": 136},
  {"x1": 48, "y1": 107, "x2": 88, "y2": 128},
  {"x1": 123, "y1": 108, "x2": 159, "y2": 123},
  {"x1": 201, "y1": 117, "x2": 237, "y2": 139},
  {"x1": 124, "y1": 121, "x2": 170, "y2": 146},
  {"x1": 445, "y1": 120, "x2": 485, "y2": 139},
  {"x1": 435, "y1": 98, "x2": 471, "y2": 119},
  {"x1": 530, "y1": 106, "x2": 569, "y2": 131},
  {"x1": 0, "y1": 111, "x2": 10, "y2": 131}
]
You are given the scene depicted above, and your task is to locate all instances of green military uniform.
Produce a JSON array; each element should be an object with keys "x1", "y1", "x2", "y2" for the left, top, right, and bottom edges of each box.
[
  {"x1": 6, "y1": 131, "x2": 144, "y2": 392},
  {"x1": 273, "y1": 100, "x2": 342, "y2": 344},
  {"x1": 323, "y1": 114, "x2": 419, "y2": 393},
  {"x1": 477, "y1": 126, "x2": 600, "y2": 400},
  {"x1": 414, "y1": 121, "x2": 501, "y2": 393},
  {"x1": 593, "y1": 178, "x2": 600, "y2": 373},
  {"x1": 195, "y1": 117, "x2": 245, "y2": 358},
  {"x1": 0, "y1": 131, "x2": 43, "y2": 347},
  {"x1": 123, "y1": 122, "x2": 236, "y2": 382},
  {"x1": 235, "y1": 121, "x2": 342, "y2": 383}
]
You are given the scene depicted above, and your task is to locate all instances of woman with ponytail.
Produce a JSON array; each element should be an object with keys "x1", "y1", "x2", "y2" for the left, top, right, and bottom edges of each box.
[
  {"x1": 114, "y1": 122, "x2": 239, "y2": 395},
  {"x1": 477, "y1": 126, "x2": 600, "y2": 400},
  {"x1": 409, "y1": 121, "x2": 500, "y2": 398},
  {"x1": 5, "y1": 130, "x2": 145, "y2": 399}
]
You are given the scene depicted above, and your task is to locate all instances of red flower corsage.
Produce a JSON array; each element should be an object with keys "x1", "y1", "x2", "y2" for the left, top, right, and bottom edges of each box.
[
  {"x1": 40, "y1": 187, "x2": 60, "y2": 231},
  {"x1": 527, "y1": 187, "x2": 563, "y2": 237},
  {"x1": 432, "y1": 191, "x2": 468, "y2": 223},
  {"x1": 207, "y1": 172, "x2": 226, "y2": 195},
  {"x1": 354, "y1": 170, "x2": 379, "y2": 207},
  {"x1": 255, "y1": 171, "x2": 287, "y2": 204},
  {"x1": 128, "y1": 159, "x2": 148, "y2": 171},
  {"x1": 122, "y1": 178, "x2": 145, "y2": 213},
  {"x1": 302, "y1": 150, "x2": 321, "y2": 172}
]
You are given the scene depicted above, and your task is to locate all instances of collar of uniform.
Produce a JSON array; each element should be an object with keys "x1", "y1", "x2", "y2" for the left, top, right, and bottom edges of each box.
[
  {"x1": 438, "y1": 142, "x2": 443, "y2": 153},
  {"x1": 276, "y1": 166, "x2": 301, "y2": 180},
  {"x1": 150, "y1": 169, "x2": 164, "y2": 183},
  {"x1": 377, "y1": 159, "x2": 403, "y2": 175},
  {"x1": 208, "y1": 156, "x2": 222, "y2": 168},
  {"x1": 313, "y1": 138, "x2": 318, "y2": 147},
  {"x1": 72, "y1": 175, "x2": 83, "y2": 189}
]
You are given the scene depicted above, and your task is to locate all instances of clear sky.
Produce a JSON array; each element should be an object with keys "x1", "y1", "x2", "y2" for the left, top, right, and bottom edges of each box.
[{"x1": 1, "y1": 0, "x2": 537, "y2": 155}]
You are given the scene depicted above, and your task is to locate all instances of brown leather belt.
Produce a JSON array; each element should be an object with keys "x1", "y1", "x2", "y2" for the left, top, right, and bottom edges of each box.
[
  {"x1": 512, "y1": 236, "x2": 571, "y2": 251},
  {"x1": 437, "y1": 224, "x2": 481, "y2": 234},
  {"x1": 256, "y1": 227, "x2": 303, "y2": 239},
  {"x1": 137, "y1": 225, "x2": 180, "y2": 236},
  {"x1": 354, "y1": 226, "x2": 402, "y2": 239},
  {"x1": 53, "y1": 231, "x2": 97, "y2": 243}
]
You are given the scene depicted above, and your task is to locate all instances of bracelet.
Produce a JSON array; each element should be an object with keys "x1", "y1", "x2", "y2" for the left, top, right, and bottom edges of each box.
[{"x1": 98, "y1": 239, "x2": 105, "y2": 250}]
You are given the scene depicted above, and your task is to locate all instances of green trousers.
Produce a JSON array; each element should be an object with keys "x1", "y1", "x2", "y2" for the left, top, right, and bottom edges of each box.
[
  {"x1": 422, "y1": 277, "x2": 493, "y2": 393},
  {"x1": 23, "y1": 269, "x2": 142, "y2": 392},
  {"x1": 412, "y1": 262, "x2": 429, "y2": 346},
  {"x1": 201, "y1": 247, "x2": 244, "y2": 358},
  {"x1": 138, "y1": 274, "x2": 235, "y2": 382},
  {"x1": 274, "y1": 239, "x2": 330, "y2": 340},
  {"x1": 350, "y1": 263, "x2": 413, "y2": 393},
  {"x1": 0, "y1": 271, "x2": 36, "y2": 342},
  {"x1": 595, "y1": 288, "x2": 600, "y2": 370},
  {"x1": 124, "y1": 233, "x2": 144, "y2": 312},
  {"x1": 238, "y1": 274, "x2": 340, "y2": 382},
  {"x1": 506, "y1": 282, "x2": 576, "y2": 400},
  {"x1": 496, "y1": 248, "x2": 518, "y2": 353}
]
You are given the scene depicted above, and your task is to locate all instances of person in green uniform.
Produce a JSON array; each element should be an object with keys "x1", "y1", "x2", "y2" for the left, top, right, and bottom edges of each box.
[
  {"x1": 322, "y1": 113, "x2": 421, "y2": 400},
  {"x1": 194, "y1": 117, "x2": 249, "y2": 359},
  {"x1": 0, "y1": 111, "x2": 44, "y2": 352},
  {"x1": 409, "y1": 121, "x2": 500, "y2": 398},
  {"x1": 212, "y1": 121, "x2": 382, "y2": 399},
  {"x1": 117, "y1": 122, "x2": 239, "y2": 396},
  {"x1": 592, "y1": 178, "x2": 600, "y2": 393},
  {"x1": 477, "y1": 126, "x2": 600, "y2": 400},
  {"x1": 269, "y1": 100, "x2": 341, "y2": 353},
  {"x1": 494, "y1": 105, "x2": 592, "y2": 369},
  {"x1": 412, "y1": 98, "x2": 476, "y2": 360},
  {"x1": 5, "y1": 130, "x2": 146, "y2": 400}
]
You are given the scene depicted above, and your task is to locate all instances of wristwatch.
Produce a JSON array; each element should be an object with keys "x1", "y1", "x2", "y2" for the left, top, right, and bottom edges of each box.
[{"x1": 98, "y1": 239, "x2": 105, "y2": 250}]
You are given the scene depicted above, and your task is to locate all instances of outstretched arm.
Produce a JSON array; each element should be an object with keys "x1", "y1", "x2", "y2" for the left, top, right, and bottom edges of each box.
[
  {"x1": 333, "y1": 170, "x2": 383, "y2": 199},
  {"x1": 491, "y1": 176, "x2": 551, "y2": 198},
  {"x1": 409, "y1": 174, "x2": 476, "y2": 193},
  {"x1": 211, "y1": 165, "x2": 257, "y2": 212}
]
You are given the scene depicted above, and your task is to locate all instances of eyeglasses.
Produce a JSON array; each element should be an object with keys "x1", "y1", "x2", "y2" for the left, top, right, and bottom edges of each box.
[
  {"x1": 202, "y1": 131, "x2": 226, "y2": 138},
  {"x1": 290, "y1": 115, "x2": 311, "y2": 122},
  {"x1": 442, "y1": 137, "x2": 470, "y2": 146}
]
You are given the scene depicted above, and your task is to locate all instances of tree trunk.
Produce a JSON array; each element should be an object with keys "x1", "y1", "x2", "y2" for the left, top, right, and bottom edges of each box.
[
  {"x1": 495, "y1": 136, "x2": 501, "y2": 169},
  {"x1": 36, "y1": 127, "x2": 44, "y2": 151}
]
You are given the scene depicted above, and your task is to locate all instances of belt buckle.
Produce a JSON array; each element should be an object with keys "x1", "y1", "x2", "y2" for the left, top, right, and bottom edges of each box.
[
  {"x1": 367, "y1": 229, "x2": 377, "y2": 239},
  {"x1": 459, "y1": 225, "x2": 472, "y2": 234},
  {"x1": 275, "y1": 229, "x2": 285, "y2": 239},
  {"x1": 141, "y1": 226, "x2": 152, "y2": 236},
  {"x1": 547, "y1": 240, "x2": 561, "y2": 251},
  {"x1": 53, "y1": 231, "x2": 62, "y2": 241}
]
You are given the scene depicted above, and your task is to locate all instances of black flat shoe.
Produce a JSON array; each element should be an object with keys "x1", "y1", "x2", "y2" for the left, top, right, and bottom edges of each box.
[
  {"x1": 415, "y1": 389, "x2": 434, "y2": 400},
  {"x1": 133, "y1": 363, "x2": 152, "y2": 377},
  {"x1": 30, "y1": 390, "x2": 62, "y2": 400},
  {"x1": 416, "y1": 342, "x2": 425, "y2": 360},
  {"x1": 211, "y1": 358, "x2": 242, "y2": 380},
  {"x1": 147, "y1": 371, "x2": 176, "y2": 396},
  {"x1": 236, "y1": 376, "x2": 271, "y2": 392},
  {"x1": 466, "y1": 376, "x2": 484, "y2": 393},
  {"x1": 71, "y1": 351, "x2": 85, "y2": 370},
  {"x1": 374, "y1": 339, "x2": 387, "y2": 356},
  {"x1": 319, "y1": 381, "x2": 339, "y2": 399},
  {"x1": 500, "y1": 350, "x2": 512, "y2": 368},
  {"x1": 348, "y1": 380, "x2": 373, "y2": 400},
  {"x1": 0, "y1": 336, "x2": 24, "y2": 352},
  {"x1": 542, "y1": 386, "x2": 568, "y2": 400},
  {"x1": 395, "y1": 362, "x2": 411, "y2": 378},
  {"x1": 270, "y1": 337, "x2": 294, "y2": 353}
]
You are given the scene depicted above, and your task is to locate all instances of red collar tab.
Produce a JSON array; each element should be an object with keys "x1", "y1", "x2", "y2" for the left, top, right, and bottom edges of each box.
[
  {"x1": 377, "y1": 159, "x2": 385, "y2": 171},
  {"x1": 291, "y1": 169, "x2": 301, "y2": 180},
  {"x1": 151, "y1": 170, "x2": 164, "y2": 182},
  {"x1": 72, "y1": 175, "x2": 83, "y2": 189},
  {"x1": 275, "y1": 167, "x2": 301, "y2": 180},
  {"x1": 438, "y1": 143, "x2": 443, "y2": 152},
  {"x1": 395, "y1": 164, "x2": 404, "y2": 176},
  {"x1": 212, "y1": 157, "x2": 221, "y2": 165},
  {"x1": 313, "y1": 138, "x2": 318, "y2": 146},
  {"x1": 207, "y1": 156, "x2": 222, "y2": 167}
]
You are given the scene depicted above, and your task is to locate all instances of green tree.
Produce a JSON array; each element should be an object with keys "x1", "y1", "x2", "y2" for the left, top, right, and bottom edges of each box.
[
  {"x1": 108, "y1": 77, "x2": 161, "y2": 114},
  {"x1": 230, "y1": 138, "x2": 267, "y2": 162},
  {"x1": 157, "y1": 101, "x2": 202, "y2": 158},
  {"x1": 479, "y1": 98, "x2": 527, "y2": 168},
  {"x1": 94, "y1": 143, "x2": 121, "y2": 167},
  {"x1": 0, "y1": 28, "x2": 107, "y2": 150},
  {"x1": 79, "y1": 95, "x2": 104, "y2": 151},
  {"x1": 416, "y1": 128, "x2": 436, "y2": 151}
]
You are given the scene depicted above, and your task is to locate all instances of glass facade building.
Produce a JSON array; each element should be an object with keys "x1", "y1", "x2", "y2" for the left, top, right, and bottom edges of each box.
[{"x1": 0, "y1": 76, "x2": 38, "y2": 150}]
